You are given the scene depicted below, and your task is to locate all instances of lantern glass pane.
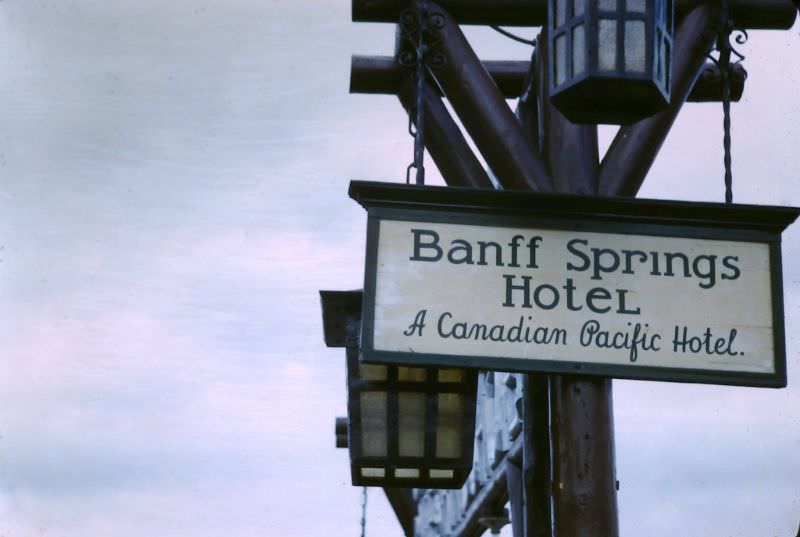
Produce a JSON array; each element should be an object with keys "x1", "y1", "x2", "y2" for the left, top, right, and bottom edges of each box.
[
  {"x1": 430, "y1": 469, "x2": 455, "y2": 479},
  {"x1": 626, "y1": 0, "x2": 646, "y2": 13},
  {"x1": 555, "y1": 0, "x2": 567, "y2": 26},
  {"x1": 436, "y1": 393, "x2": 462, "y2": 459},
  {"x1": 360, "y1": 391, "x2": 387, "y2": 457},
  {"x1": 572, "y1": 24, "x2": 585, "y2": 76},
  {"x1": 664, "y1": 39, "x2": 671, "y2": 88},
  {"x1": 395, "y1": 468, "x2": 420, "y2": 478},
  {"x1": 656, "y1": 37, "x2": 663, "y2": 84},
  {"x1": 438, "y1": 369, "x2": 463, "y2": 382},
  {"x1": 398, "y1": 392, "x2": 426, "y2": 457},
  {"x1": 624, "y1": 20, "x2": 646, "y2": 73},
  {"x1": 573, "y1": 0, "x2": 584, "y2": 16},
  {"x1": 398, "y1": 366, "x2": 426, "y2": 382},
  {"x1": 361, "y1": 467, "x2": 386, "y2": 478},
  {"x1": 598, "y1": 20, "x2": 617, "y2": 71},
  {"x1": 598, "y1": 0, "x2": 617, "y2": 12},
  {"x1": 555, "y1": 33, "x2": 567, "y2": 85},
  {"x1": 359, "y1": 363, "x2": 387, "y2": 381}
]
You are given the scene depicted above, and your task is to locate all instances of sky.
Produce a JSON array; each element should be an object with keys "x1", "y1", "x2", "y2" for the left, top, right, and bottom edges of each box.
[{"x1": 0, "y1": 1, "x2": 798, "y2": 536}]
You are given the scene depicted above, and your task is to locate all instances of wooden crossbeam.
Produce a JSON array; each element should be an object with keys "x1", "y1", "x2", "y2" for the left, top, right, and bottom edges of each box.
[
  {"x1": 351, "y1": 56, "x2": 528, "y2": 99},
  {"x1": 353, "y1": 0, "x2": 797, "y2": 29},
  {"x1": 350, "y1": 56, "x2": 747, "y2": 103}
]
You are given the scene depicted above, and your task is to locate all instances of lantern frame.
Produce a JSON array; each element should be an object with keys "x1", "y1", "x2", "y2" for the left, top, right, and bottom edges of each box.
[
  {"x1": 548, "y1": 0, "x2": 675, "y2": 124},
  {"x1": 321, "y1": 290, "x2": 478, "y2": 489}
]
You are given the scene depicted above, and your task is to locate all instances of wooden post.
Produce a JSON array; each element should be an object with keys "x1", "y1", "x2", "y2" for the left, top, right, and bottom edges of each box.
[
  {"x1": 506, "y1": 455, "x2": 525, "y2": 537},
  {"x1": 522, "y1": 374, "x2": 554, "y2": 537},
  {"x1": 521, "y1": 29, "x2": 618, "y2": 537},
  {"x1": 550, "y1": 376, "x2": 619, "y2": 537},
  {"x1": 534, "y1": 30, "x2": 599, "y2": 194}
]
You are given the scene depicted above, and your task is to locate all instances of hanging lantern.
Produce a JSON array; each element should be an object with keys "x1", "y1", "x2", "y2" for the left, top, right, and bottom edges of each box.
[
  {"x1": 321, "y1": 290, "x2": 478, "y2": 488},
  {"x1": 549, "y1": 0, "x2": 674, "y2": 124}
]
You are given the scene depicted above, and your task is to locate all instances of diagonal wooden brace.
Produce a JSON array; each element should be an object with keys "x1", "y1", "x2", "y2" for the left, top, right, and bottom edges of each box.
[
  {"x1": 396, "y1": 74, "x2": 494, "y2": 189},
  {"x1": 421, "y1": 1, "x2": 553, "y2": 192},
  {"x1": 350, "y1": 55, "x2": 747, "y2": 103},
  {"x1": 598, "y1": 4, "x2": 720, "y2": 197}
]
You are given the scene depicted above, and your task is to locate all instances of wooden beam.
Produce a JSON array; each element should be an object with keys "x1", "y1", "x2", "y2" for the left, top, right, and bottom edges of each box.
[
  {"x1": 531, "y1": 29, "x2": 618, "y2": 537},
  {"x1": 550, "y1": 376, "x2": 619, "y2": 537},
  {"x1": 522, "y1": 374, "x2": 554, "y2": 537},
  {"x1": 350, "y1": 56, "x2": 747, "y2": 103},
  {"x1": 384, "y1": 488, "x2": 417, "y2": 537},
  {"x1": 448, "y1": 438, "x2": 523, "y2": 537},
  {"x1": 598, "y1": 4, "x2": 720, "y2": 197},
  {"x1": 351, "y1": 55, "x2": 532, "y2": 98},
  {"x1": 397, "y1": 75, "x2": 495, "y2": 189},
  {"x1": 506, "y1": 455, "x2": 525, "y2": 537},
  {"x1": 352, "y1": 0, "x2": 797, "y2": 29},
  {"x1": 351, "y1": 56, "x2": 529, "y2": 98},
  {"x1": 353, "y1": 0, "x2": 542, "y2": 26},
  {"x1": 424, "y1": 2, "x2": 553, "y2": 192},
  {"x1": 688, "y1": 0, "x2": 798, "y2": 28},
  {"x1": 535, "y1": 30, "x2": 599, "y2": 195},
  {"x1": 514, "y1": 61, "x2": 540, "y2": 155}
]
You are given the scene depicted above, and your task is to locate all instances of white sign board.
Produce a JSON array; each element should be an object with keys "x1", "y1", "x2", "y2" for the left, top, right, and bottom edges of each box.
[{"x1": 352, "y1": 181, "x2": 798, "y2": 387}]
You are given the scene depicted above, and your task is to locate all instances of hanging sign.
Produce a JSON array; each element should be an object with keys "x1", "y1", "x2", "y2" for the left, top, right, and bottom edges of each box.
[{"x1": 350, "y1": 181, "x2": 799, "y2": 387}]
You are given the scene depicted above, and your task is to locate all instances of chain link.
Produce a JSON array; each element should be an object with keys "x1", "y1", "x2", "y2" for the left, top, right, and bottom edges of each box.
[
  {"x1": 706, "y1": 0, "x2": 751, "y2": 204},
  {"x1": 706, "y1": 0, "x2": 746, "y2": 204},
  {"x1": 719, "y1": 0, "x2": 734, "y2": 204},
  {"x1": 402, "y1": 0, "x2": 430, "y2": 185}
]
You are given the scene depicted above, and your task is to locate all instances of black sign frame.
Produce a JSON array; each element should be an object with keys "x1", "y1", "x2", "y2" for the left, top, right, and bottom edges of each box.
[{"x1": 350, "y1": 180, "x2": 799, "y2": 388}]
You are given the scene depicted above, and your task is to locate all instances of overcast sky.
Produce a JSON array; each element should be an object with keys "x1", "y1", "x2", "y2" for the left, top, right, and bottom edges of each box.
[{"x1": 0, "y1": 1, "x2": 798, "y2": 536}]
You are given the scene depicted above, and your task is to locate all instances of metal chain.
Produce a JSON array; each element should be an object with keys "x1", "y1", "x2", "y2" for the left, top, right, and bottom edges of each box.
[
  {"x1": 402, "y1": 0, "x2": 429, "y2": 185},
  {"x1": 412, "y1": 14, "x2": 427, "y2": 187},
  {"x1": 397, "y1": 0, "x2": 446, "y2": 186},
  {"x1": 719, "y1": 0, "x2": 734, "y2": 204},
  {"x1": 707, "y1": 0, "x2": 747, "y2": 204},
  {"x1": 359, "y1": 486, "x2": 368, "y2": 537}
]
